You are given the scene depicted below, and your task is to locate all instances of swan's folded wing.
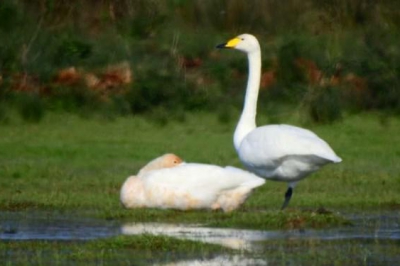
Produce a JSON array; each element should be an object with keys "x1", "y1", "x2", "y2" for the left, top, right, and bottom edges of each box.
[
  {"x1": 240, "y1": 125, "x2": 342, "y2": 164},
  {"x1": 141, "y1": 163, "x2": 264, "y2": 192}
]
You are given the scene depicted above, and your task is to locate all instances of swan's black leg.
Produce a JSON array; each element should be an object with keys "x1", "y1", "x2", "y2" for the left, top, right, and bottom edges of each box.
[{"x1": 281, "y1": 187, "x2": 293, "y2": 210}]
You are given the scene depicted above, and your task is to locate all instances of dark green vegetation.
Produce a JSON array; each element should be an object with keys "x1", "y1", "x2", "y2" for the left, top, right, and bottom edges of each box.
[{"x1": 1, "y1": 0, "x2": 400, "y2": 124}]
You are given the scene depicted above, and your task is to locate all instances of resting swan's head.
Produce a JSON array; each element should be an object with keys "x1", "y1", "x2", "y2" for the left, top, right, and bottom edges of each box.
[
  {"x1": 158, "y1": 153, "x2": 183, "y2": 168},
  {"x1": 138, "y1": 153, "x2": 183, "y2": 176},
  {"x1": 216, "y1": 33, "x2": 260, "y2": 54}
]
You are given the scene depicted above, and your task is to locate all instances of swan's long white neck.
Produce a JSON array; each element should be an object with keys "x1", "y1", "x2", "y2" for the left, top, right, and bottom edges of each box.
[{"x1": 234, "y1": 49, "x2": 261, "y2": 151}]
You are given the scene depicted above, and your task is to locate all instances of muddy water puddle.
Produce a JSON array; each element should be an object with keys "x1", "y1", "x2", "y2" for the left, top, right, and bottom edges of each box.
[
  {"x1": 1, "y1": 211, "x2": 399, "y2": 246},
  {"x1": 121, "y1": 215, "x2": 400, "y2": 251},
  {"x1": 0, "y1": 211, "x2": 120, "y2": 240},
  {"x1": 1, "y1": 211, "x2": 399, "y2": 265}
]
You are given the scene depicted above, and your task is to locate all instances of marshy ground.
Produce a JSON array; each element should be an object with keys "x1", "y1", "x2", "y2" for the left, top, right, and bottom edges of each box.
[
  {"x1": 0, "y1": 112, "x2": 399, "y2": 264},
  {"x1": 1, "y1": 1, "x2": 399, "y2": 264}
]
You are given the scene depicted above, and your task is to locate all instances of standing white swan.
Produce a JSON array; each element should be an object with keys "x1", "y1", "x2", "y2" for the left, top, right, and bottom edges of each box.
[
  {"x1": 120, "y1": 153, "x2": 265, "y2": 212},
  {"x1": 217, "y1": 34, "x2": 342, "y2": 209}
]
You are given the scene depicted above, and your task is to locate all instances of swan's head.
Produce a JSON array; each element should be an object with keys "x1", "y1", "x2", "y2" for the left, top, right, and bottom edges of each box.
[
  {"x1": 216, "y1": 34, "x2": 260, "y2": 54},
  {"x1": 138, "y1": 153, "x2": 183, "y2": 176},
  {"x1": 160, "y1": 153, "x2": 184, "y2": 168}
]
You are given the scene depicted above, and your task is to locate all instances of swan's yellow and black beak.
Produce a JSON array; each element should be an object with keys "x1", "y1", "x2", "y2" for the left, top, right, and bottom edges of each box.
[{"x1": 216, "y1": 37, "x2": 241, "y2": 49}]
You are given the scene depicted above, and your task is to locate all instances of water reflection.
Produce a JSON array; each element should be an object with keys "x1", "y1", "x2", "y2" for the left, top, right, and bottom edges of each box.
[
  {"x1": 121, "y1": 222, "x2": 270, "y2": 250},
  {"x1": 1, "y1": 211, "x2": 398, "y2": 265},
  {"x1": 120, "y1": 213, "x2": 400, "y2": 251},
  {"x1": 1, "y1": 211, "x2": 399, "y2": 248},
  {"x1": 157, "y1": 254, "x2": 268, "y2": 266}
]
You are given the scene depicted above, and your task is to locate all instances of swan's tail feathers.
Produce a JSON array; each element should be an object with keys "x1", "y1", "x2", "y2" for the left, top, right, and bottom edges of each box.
[
  {"x1": 328, "y1": 155, "x2": 342, "y2": 163},
  {"x1": 333, "y1": 156, "x2": 342, "y2": 163},
  {"x1": 242, "y1": 178, "x2": 266, "y2": 189},
  {"x1": 319, "y1": 153, "x2": 342, "y2": 164},
  {"x1": 223, "y1": 166, "x2": 266, "y2": 189}
]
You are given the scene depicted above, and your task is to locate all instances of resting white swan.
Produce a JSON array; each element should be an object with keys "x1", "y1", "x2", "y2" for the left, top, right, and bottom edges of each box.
[
  {"x1": 217, "y1": 34, "x2": 342, "y2": 209},
  {"x1": 120, "y1": 153, "x2": 183, "y2": 208},
  {"x1": 120, "y1": 153, "x2": 265, "y2": 212}
]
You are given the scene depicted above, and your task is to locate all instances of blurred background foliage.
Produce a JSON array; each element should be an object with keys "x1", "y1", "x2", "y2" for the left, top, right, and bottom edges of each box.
[{"x1": 0, "y1": 0, "x2": 399, "y2": 123}]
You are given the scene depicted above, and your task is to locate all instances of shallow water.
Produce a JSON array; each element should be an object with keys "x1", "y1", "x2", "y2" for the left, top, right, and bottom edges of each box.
[
  {"x1": 121, "y1": 213, "x2": 400, "y2": 251},
  {"x1": 1, "y1": 211, "x2": 398, "y2": 246},
  {"x1": 1, "y1": 211, "x2": 399, "y2": 265},
  {"x1": 0, "y1": 211, "x2": 120, "y2": 240}
]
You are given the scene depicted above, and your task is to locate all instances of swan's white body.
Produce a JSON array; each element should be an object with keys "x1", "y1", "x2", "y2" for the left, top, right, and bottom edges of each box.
[
  {"x1": 217, "y1": 34, "x2": 341, "y2": 208},
  {"x1": 238, "y1": 124, "x2": 341, "y2": 182},
  {"x1": 120, "y1": 155, "x2": 265, "y2": 212}
]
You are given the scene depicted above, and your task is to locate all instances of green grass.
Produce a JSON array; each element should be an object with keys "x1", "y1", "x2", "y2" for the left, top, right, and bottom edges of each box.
[
  {"x1": 0, "y1": 234, "x2": 231, "y2": 265},
  {"x1": 0, "y1": 111, "x2": 399, "y2": 229},
  {"x1": 2, "y1": 235, "x2": 398, "y2": 265},
  {"x1": 256, "y1": 239, "x2": 400, "y2": 265},
  {"x1": 1, "y1": 111, "x2": 399, "y2": 264}
]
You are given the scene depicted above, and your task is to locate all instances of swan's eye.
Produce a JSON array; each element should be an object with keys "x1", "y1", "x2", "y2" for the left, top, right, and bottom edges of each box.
[{"x1": 241, "y1": 38, "x2": 244, "y2": 41}]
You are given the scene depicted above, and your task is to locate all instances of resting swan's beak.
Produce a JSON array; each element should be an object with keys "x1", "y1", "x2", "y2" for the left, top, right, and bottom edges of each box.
[{"x1": 216, "y1": 37, "x2": 241, "y2": 49}]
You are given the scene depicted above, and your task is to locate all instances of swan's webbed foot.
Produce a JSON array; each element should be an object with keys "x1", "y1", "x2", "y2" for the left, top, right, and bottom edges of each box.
[{"x1": 281, "y1": 187, "x2": 293, "y2": 210}]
